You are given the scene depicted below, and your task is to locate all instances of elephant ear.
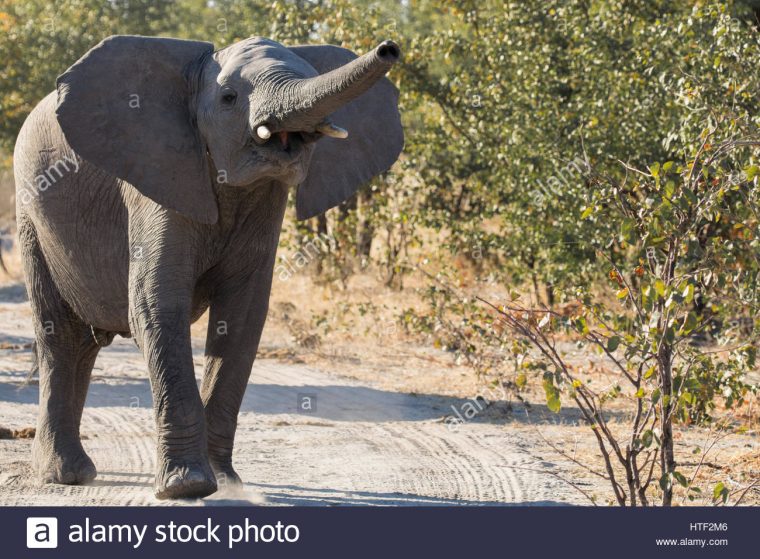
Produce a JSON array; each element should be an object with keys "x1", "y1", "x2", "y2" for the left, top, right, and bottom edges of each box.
[
  {"x1": 56, "y1": 35, "x2": 218, "y2": 224},
  {"x1": 289, "y1": 45, "x2": 404, "y2": 220}
]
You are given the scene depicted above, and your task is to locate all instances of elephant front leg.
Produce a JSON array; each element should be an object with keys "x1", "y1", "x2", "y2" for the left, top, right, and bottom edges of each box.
[
  {"x1": 201, "y1": 278, "x2": 271, "y2": 488},
  {"x1": 132, "y1": 305, "x2": 217, "y2": 500},
  {"x1": 128, "y1": 231, "x2": 216, "y2": 499}
]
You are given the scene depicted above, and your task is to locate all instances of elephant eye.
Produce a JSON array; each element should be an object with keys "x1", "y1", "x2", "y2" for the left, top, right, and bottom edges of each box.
[{"x1": 220, "y1": 88, "x2": 237, "y2": 105}]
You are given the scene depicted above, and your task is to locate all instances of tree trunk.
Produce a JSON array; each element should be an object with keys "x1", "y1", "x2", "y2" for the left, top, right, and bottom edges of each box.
[
  {"x1": 658, "y1": 244, "x2": 678, "y2": 506},
  {"x1": 545, "y1": 282, "x2": 555, "y2": 308},
  {"x1": 658, "y1": 342, "x2": 675, "y2": 506},
  {"x1": 315, "y1": 213, "x2": 329, "y2": 275},
  {"x1": 356, "y1": 189, "x2": 374, "y2": 260}
]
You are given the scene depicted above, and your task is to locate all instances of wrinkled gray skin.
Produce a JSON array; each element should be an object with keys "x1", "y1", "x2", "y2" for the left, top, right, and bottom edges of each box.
[{"x1": 13, "y1": 35, "x2": 402, "y2": 499}]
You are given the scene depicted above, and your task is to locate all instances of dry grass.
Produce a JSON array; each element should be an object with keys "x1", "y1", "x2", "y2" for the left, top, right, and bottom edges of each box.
[
  {"x1": 0, "y1": 426, "x2": 35, "y2": 440},
  {"x1": 0, "y1": 162, "x2": 14, "y2": 226}
]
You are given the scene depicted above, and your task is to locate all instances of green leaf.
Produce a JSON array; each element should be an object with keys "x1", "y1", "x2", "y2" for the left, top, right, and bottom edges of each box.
[
  {"x1": 745, "y1": 165, "x2": 760, "y2": 180},
  {"x1": 546, "y1": 395, "x2": 561, "y2": 413},
  {"x1": 682, "y1": 283, "x2": 695, "y2": 304},
  {"x1": 642, "y1": 429, "x2": 654, "y2": 447},
  {"x1": 515, "y1": 373, "x2": 527, "y2": 389},
  {"x1": 680, "y1": 312, "x2": 698, "y2": 335},
  {"x1": 673, "y1": 471, "x2": 689, "y2": 488},
  {"x1": 659, "y1": 472, "x2": 672, "y2": 492},
  {"x1": 713, "y1": 482, "x2": 729, "y2": 504},
  {"x1": 574, "y1": 317, "x2": 589, "y2": 335},
  {"x1": 654, "y1": 280, "x2": 666, "y2": 297},
  {"x1": 607, "y1": 336, "x2": 620, "y2": 352},
  {"x1": 683, "y1": 188, "x2": 698, "y2": 205},
  {"x1": 542, "y1": 376, "x2": 561, "y2": 413},
  {"x1": 621, "y1": 219, "x2": 636, "y2": 243},
  {"x1": 665, "y1": 327, "x2": 675, "y2": 343}
]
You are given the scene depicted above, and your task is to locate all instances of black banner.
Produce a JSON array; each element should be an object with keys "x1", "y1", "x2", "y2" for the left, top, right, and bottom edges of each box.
[{"x1": 3, "y1": 506, "x2": 757, "y2": 558}]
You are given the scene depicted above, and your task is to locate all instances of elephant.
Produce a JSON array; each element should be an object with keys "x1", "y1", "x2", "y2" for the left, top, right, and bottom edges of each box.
[{"x1": 12, "y1": 34, "x2": 402, "y2": 499}]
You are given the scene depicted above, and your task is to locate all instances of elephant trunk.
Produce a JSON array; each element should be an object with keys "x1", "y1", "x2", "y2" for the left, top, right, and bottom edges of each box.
[{"x1": 280, "y1": 40, "x2": 400, "y2": 131}]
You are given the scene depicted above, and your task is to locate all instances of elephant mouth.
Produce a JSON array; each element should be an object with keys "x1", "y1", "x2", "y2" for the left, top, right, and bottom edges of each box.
[
  {"x1": 267, "y1": 130, "x2": 320, "y2": 153},
  {"x1": 247, "y1": 128, "x2": 321, "y2": 160}
]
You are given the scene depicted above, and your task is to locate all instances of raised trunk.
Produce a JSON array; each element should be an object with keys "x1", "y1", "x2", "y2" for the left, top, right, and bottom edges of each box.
[{"x1": 281, "y1": 41, "x2": 400, "y2": 130}]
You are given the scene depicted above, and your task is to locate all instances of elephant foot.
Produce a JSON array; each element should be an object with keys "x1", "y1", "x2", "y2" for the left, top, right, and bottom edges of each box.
[
  {"x1": 210, "y1": 459, "x2": 243, "y2": 489},
  {"x1": 32, "y1": 439, "x2": 97, "y2": 485},
  {"x1": 155, "y1": 458, "x2": 217, "y2": 500}
]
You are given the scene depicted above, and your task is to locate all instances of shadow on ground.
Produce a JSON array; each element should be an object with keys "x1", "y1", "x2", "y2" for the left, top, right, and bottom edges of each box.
[
  {"x1": 0, "y1": 367, "x2": 626, "y2": 425},
  {"x1": 0, "y1": 283, "x2": 27, "y2": 303},
  {"x1": 248, "y1": 483, "x2": 570, "y2": 506}
]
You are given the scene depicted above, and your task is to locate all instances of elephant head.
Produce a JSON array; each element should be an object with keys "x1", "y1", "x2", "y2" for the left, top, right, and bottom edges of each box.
[{"x1": 55, "y1": 35, "x2": 403, "y2": 223}]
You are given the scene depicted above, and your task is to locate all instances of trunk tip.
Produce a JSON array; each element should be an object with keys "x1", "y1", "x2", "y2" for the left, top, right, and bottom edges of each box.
[{"x1": 376, "y1": 40, "x2": 401, "y2": 63}]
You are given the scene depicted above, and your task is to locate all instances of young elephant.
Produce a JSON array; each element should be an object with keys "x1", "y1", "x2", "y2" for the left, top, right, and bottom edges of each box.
[{"x1": 13, "y1": 35, "x2": 402, "y2": 499}]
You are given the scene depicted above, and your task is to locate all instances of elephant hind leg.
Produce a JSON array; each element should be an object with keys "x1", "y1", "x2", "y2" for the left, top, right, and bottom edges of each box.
[{"x1": 19, "y1": 218, "x2": 100, "y2": 485}]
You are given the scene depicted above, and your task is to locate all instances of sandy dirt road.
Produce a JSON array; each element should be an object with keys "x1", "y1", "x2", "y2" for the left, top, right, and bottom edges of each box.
[{"x1": 0, "y1": 285, "x2": 588, "y2": 506}]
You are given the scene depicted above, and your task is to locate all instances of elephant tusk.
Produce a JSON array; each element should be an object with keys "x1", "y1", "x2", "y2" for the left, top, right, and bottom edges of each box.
[
  {"x1": 256, "y1": 125, "x2": 272, "y2": 140},
  {"x1": 316, "y1": 122, "x2": 349, "y2": 139}
]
